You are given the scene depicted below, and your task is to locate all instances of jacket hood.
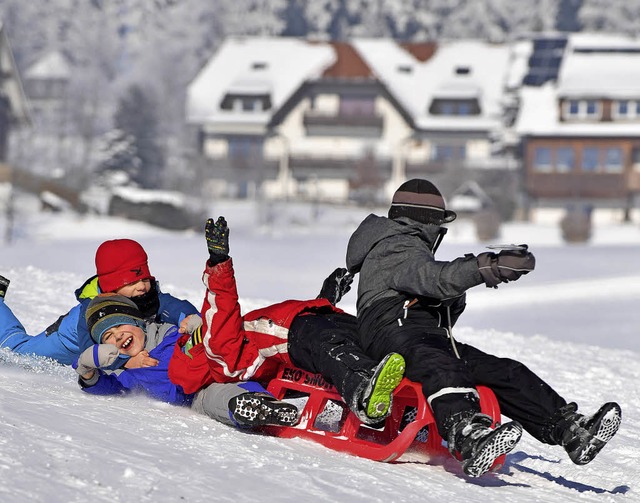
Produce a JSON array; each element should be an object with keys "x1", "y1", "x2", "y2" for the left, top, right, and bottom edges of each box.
[
  {"x1": 75, "y1": 275, "x2": 100, "y2": 301},
  {"x1": 346, "y1": 214, "x2": 443, "y2": 274}
]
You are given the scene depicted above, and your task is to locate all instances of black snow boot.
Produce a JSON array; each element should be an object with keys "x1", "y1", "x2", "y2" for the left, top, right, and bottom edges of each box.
[
  {"x1": 448, "y1": 413, "x2": 523, "y2": 478},
  {"x1": 0, "y1": 275, "x2": 9, "y2": 299},
  {"x1": 229, "y1": 392, "x2": 299, "y2": 427},
  {"x1": 551, "y1": 402, "x2": 622, "y2": 465}
]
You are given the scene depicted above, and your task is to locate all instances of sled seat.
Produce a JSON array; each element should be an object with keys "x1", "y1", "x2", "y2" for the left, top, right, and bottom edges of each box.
[{"x1": 266, "y1": 365, "x2": 504, "y2": 467}]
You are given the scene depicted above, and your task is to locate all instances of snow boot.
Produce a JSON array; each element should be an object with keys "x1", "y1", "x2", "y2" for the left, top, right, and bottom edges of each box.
[
  {"x1": 399, "y1": 406, "x2": 430, "y2": 442},
  {"x1": 0, "y1": 275, "x2": 9, "y2": 299},
  {"x1": 552, "y1": 402, "x2": 622, "y2": 465},
  {"x1": 229, "y1": 392, "x2": 299, "y2": 427},
  {"x1": 448, "y1": 413, "x2": 523, "y2": 478},
  {"x1": 359, "y1": 352, "x2": 406, "y2": 421}
]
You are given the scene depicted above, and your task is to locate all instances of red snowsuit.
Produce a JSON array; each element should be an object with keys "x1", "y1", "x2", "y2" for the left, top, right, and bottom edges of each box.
[{"x1": 168, "y1": 259, "x2": 340, "y2": 394}]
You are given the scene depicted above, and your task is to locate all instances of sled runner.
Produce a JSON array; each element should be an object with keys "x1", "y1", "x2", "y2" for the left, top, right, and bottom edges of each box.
[{"x1": 265, "y1": 365, "x2": 505, "y2": 467}]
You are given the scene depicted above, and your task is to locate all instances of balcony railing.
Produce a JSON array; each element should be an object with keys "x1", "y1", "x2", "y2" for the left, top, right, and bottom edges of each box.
[
  {"x1": 526, "y1": 172, "x2": 626, "y2": 198},
  {"x1": 303, "y1": 112, "x2": 384, "y2": 134},
  {"x1": 406, "y1": 157, "x2": 518, "y2": 175},
  {"x1": 288, "y1": 155, "x2": 392, "y2": 179}
]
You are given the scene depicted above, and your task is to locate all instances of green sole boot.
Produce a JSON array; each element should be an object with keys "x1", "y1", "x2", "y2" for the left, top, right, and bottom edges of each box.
[{"x1": 362, "y1": 352, "x2": 406, "y2": 420}]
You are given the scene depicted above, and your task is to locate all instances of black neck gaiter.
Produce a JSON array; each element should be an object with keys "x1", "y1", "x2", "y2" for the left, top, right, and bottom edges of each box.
[{"x1": 132, "y1": 281, "x2": 160, "y2": 321}]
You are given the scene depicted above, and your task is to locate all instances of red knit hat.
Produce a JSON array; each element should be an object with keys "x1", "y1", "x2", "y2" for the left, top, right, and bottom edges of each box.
[{"x1": 95, "y1": 239, "x2": 153, "y2": 293}]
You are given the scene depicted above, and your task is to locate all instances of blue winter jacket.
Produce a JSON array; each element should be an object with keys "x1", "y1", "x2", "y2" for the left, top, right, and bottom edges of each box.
[
  {"x1": 0, "y1": 276, "x2": 198, "y2": 366},
  {"x1": 79, "y1": 324, "x2": 193, "y2": 405}
]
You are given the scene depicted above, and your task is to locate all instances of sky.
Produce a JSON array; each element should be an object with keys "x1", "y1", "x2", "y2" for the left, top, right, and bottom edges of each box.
[{"x1": 0, "y1": 193, "x2": 639, "y2": 502}]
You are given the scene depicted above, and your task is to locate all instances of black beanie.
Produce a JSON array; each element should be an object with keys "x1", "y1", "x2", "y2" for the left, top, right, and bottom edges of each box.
[{"x1": 388, "y1": 179, "x2": 457, "y2": 225}]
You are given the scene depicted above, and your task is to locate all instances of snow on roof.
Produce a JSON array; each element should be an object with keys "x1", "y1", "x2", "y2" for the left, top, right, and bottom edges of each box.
[
  {"x1": 517, "y1": 33, "x2": 640, "y2": 137},
  {"x1": 432, "y1": 82, "x2": 481, "y2": 100},
  {"x1": 558, "y1": 34, "x2": 640, "y2": 98},
  {"x1": 113, "y1": 186, "x2": 185, "y2": 206},
  {"x1": 353, "y1": 39, "x2": 510, "y2": 132},
  {"x1": 227, "y1": 80, "x2": 272, "y2": 94},
  {"x1": 514, "y1": 84, "x2": 557, "y2": 135},
  {"x1": 186, "y1": 37, "x2": 335, "y2": 128},
  {"x1": 505, "y1": 40, "x2": 533, "y2": 90},
  {"x1": 25, "y1": 51, "x2": 71, "y2": 80},
  {"x1": 516, "y1": 83, "x2": 640, "y2": 137}
]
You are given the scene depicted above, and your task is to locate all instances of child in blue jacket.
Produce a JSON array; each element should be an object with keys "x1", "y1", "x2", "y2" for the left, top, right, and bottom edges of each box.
[
  {"x1": 0, "y1": 238, "x2": 199, "y2": 367},
  {"x1": 75, "y1": 294, "x2": 298, "y2": 428}
]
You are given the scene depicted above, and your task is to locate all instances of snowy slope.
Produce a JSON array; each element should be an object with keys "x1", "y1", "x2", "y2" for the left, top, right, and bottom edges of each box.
[{"x1": 1, "y1": 200, "x2": 639, "y2": 502}]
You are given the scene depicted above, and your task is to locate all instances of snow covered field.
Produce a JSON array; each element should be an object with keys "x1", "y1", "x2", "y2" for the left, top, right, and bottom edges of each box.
[{"x1": 1, "y1": 196, "x2": 639, "y2": 502}]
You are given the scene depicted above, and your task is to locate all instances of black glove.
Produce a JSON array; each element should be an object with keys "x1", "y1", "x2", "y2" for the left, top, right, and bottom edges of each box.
[
  {"x1": 317, "y1": 268, "x2": 353, "y2": 305},
  {"x1": 477, "y1": 247, "x2": 535, "y2": 288},
  {"x1": 0, "y1": 275, "x2": 9, "y2": 299},
  {"x1": 205, "y1": 216, "x2": 230, "y2": 265}
]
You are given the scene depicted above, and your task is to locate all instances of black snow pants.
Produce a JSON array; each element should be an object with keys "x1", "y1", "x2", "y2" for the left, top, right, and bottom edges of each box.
[
  {"x1": 288, "y1": 312, "x2": 378, "y2": 411},
  {"x1": 358, "y1": 303, "x2": 567, "y2": 443}
]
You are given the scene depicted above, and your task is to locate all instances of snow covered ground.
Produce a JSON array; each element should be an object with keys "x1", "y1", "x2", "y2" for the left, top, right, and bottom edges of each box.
[{"x1": 1, "y1": 194, "x2": 639, "y2": 502}]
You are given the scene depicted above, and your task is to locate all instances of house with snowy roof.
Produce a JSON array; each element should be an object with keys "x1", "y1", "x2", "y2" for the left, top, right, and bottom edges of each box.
[
  {"x1": 0, "y1": 22, "x2": 30, "y2": 169},
  {"x1": 515, "y1": 33, "x2": 640, "y2": 220},
  {"x1": 23, "y1": 50, "x2": 71, "y2": 127},
  {"x1": 186, "y1": 37, "x2": 516, "y2": 205}
]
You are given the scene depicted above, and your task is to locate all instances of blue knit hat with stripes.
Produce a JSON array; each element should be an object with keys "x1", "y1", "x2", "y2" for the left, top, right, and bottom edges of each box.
[{"x1": 85, "y1": 294, "x2": 146, "y2": 344}]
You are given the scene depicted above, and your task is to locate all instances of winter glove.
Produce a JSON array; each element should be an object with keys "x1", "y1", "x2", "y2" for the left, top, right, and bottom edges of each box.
[
  {"x1": 477, "y1": 247, "x2": 536, "y2": 288},
  {"x1": 205, "y1": 216, "x2": 230, "y2": 265},
  {"x1": 73, "y1": 344, "x2": 120, "y2": 377},
  {"x1": 317, "y1": 268, "x2": 354, "y2": 305},
  {"x1": 0, "y1": 275, "x2": 9, "y2": 299},
  {"x1": 179, "y1": 314, "x2": 203, "y2": 334}
]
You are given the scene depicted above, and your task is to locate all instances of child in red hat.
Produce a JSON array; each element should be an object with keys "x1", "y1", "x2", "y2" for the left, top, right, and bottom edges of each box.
[{"x1": 0, "y1": 238, "x2": 200, "y2": 368}]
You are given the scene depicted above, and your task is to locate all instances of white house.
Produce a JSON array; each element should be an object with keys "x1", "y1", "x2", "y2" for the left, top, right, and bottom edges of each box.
[{"x1": 187, "y1": 37, "x2": 517, "y2": 204}]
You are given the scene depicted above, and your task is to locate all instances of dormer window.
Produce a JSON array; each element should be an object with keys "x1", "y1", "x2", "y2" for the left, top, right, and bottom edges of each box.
[
  {"x1": 613, "y1": 99, "x2": 640, "y2": 119},
  {"x1": 429, "y1": 98, "x2": 480, "y2": 116},
  {"x1": 220, "y1": 93, "x2": 272, "y2": 112},
  {"x1": 563, "y1": 99, "x2": 601, "y2": 120}
]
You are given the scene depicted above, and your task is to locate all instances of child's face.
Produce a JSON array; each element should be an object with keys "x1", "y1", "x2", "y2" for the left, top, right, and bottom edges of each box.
[
  {"x1": 115, "y1": 278, "x2": 151, "y2": 298},
  {"x1": 101, "y1": 324, "x2": 146, "y2": 357}
]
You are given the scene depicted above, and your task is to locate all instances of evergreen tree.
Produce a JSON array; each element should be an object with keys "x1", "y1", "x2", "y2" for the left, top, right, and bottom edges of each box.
[
  {"x1": 113, "y1": 84, "x2": 164, "y2": 188},
  {"x1": 94, "y1": 129, "x2": 140, "y2": 184}
]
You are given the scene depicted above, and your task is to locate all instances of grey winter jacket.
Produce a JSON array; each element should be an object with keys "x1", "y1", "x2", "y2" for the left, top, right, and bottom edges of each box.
[{"x1": 346, "y1": 215, "x2": 485, "y2": 315}]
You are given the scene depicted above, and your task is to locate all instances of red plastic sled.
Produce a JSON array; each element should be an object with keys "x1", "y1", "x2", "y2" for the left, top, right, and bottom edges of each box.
[{"x1": 265, "y1": 365, "x2": 505, "y2": 468}]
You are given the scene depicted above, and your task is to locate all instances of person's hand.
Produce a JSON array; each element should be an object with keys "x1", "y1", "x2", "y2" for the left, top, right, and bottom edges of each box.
[
  {"x1": 477, "y1": 248, "x2": 535, "y2": 288},
  {"x1": 178, "y1": 314, "x2": 203, "y2": 334},
  {"x1": 73, "y1": 344, "x2": 120, "y2": 379},
  {"x1": 205, "y1": 217, "x2": 230, "y2": 265},
  {"x1": 317, "y1": 268, "x2": 354, "y2": 305},
  {"x1": 123, "y1": 350, "x2": 159, "y2": 369}
]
